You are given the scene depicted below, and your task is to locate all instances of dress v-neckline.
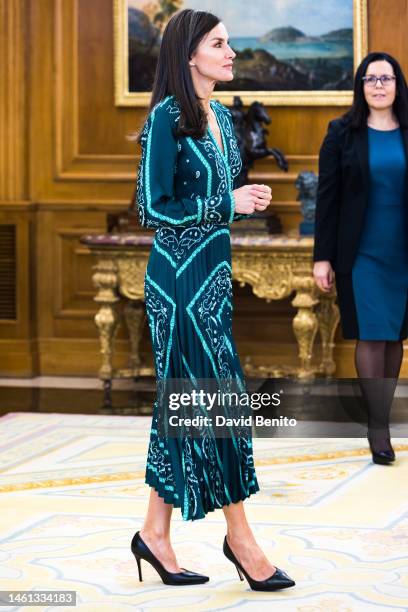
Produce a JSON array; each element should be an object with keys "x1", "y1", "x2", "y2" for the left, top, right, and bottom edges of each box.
[{"x1": 208, "y1": 102, "x2": 226, "y2": 158}]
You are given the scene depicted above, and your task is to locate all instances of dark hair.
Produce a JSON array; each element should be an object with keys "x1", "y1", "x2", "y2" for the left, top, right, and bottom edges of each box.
[
  {"x1": 136, "y1": 9, "x2": 220, "y2": 142},
  {"x1": 343, "y1": 51, "x2": 408, "y2": 129}
]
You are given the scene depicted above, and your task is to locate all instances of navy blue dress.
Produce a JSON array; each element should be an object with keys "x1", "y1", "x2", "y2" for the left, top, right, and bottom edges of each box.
[{"x1": 352, "y1": 127, "x2": 408, "y2": 340}]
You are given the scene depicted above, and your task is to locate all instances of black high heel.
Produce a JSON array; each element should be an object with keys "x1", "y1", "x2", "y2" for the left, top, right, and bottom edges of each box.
[
  {"x1": 223, "y1": 536, "x2": 295, "y2": 592},
  {"x1": 130, "y1": 531, "x2": 209, "y2": 585},
  {"x1": 367, "y1": 432, "x2": 395, "y2": 465}
]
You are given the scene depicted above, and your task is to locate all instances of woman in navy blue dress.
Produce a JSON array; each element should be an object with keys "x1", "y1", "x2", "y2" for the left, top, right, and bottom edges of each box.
[
  {"x1": 130, "y1": 9, "x2": 295, "y2": 592},
  {"x1": 313, "y1": 52, "x2": 408, "y2": 465}
]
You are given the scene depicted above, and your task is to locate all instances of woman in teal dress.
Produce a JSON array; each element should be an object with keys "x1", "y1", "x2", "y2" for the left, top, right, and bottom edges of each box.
[
  {"x1": 314, "y1": 52, "x2": 408, "y2": 465},
  {"x1": 130, "y1": 9, "x2": 295, "y2": 593}
]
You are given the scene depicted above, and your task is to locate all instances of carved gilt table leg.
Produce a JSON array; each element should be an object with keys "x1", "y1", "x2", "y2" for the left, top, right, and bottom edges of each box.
[
  {"x1": 123, "y1": 300, "x2": 146, "y2": 375},
  {"x1": 92, "y1": 256, "x2": 120, "y2": 408},
  {"x1": 291, "y1": 279, "x2": 319, "y2": 380},
  {"x1": 116, "y1": 252, "x2": 152, "y2": 377},
  {"x1": 315, "y1": 290, "x2": 340, "y2": 376}
]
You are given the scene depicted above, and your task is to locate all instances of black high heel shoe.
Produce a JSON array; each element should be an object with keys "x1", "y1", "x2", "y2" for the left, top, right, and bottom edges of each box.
[
  {"x1": 223, "y1": 536, "x2": 295, "y2": 592},
  {"x1": 367, "y1": 432, "x2": 395, "y2": 465},
  {"x1": 131, "y1": 531, "x2": 209, "y2": 585}
]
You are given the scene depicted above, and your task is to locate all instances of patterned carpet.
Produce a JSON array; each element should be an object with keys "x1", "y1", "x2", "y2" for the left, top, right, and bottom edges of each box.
[{"x1": 1, "y1": 412, "x2": 408, "y2": 611}]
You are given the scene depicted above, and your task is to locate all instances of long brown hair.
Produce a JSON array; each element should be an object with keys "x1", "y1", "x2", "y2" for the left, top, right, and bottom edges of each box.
[{"x1": 130, "y1": 9, "x2": 220, "y2": 144}]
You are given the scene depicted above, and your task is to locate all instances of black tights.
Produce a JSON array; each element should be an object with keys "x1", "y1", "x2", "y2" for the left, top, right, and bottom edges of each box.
[{"x1": 354, "y1": 340, "x2": 403, "y2": 450}]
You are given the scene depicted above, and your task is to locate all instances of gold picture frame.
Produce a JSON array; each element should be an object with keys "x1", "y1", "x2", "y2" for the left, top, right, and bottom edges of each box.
[{"x1": 114, "y1": 0, "x2": 368, "y2": 107}]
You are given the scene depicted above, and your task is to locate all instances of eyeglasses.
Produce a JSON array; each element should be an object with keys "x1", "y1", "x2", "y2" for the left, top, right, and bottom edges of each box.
[{"x1": 362, "y1": 75, "x2": 396, "y2": 87}]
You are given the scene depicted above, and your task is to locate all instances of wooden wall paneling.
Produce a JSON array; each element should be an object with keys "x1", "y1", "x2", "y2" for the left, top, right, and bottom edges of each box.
[
  {"x1": 77, "y1": 0, "x2": 142, "y2": 158},
  {"x1": 0, "y1": 0, "x2": 29, "y2": 201},
  {"x1": 0, "y1": 208, "x2": 30, "y2": 337},
  {"x1": 55, "y1": 0, "x2": 77, "y2": 174},
  {"x1": 368, "y1": 0, "x2": 408, "y2": 71},
  {"x1": 2, "y1": 0, "x2": 407, "y2": 379},
  {"x1": 36, "y1": 210, "x2": 106, "y2": 337},
  {"x1": 30, "y1": 0, "x2": 140, "y2": 201},
  {"x1": 0, "y1": 0, "x2": 35, "y2": 376},
  {"x1": 37, "y1": 337, "x2": 126, "y2": 375},
  {"x1": 0, "y1": 206, "x2": 36, "y2": 375},
  {"x1": 54, "y1": 227, "x2": 104, "y2": 318},
  {"x1": 29, "y1": 0, "x2": 55, "y2": 200}
]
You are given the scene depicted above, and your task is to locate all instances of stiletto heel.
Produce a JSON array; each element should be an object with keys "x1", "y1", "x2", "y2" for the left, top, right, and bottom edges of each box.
[
  {"x1": 223, "y1": 536, "x2": 295, "y2": 592},
  {"x1": 236, "y1": 565, "x2": 244, "y2": 581},
  {"x1": 131, "y1": 531, "x2": 209, "y2": 585},
  {"x1": 135, "y1": 555, "x2": 142, "y2": 582},
  {"x1": 367, "y1": 431, "x2": 395, "y2": 464}
]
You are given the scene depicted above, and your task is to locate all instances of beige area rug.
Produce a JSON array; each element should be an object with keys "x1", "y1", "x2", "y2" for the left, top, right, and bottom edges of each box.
[{"x1": 0, "y1": 412, "x2": 407, "y2": 611}]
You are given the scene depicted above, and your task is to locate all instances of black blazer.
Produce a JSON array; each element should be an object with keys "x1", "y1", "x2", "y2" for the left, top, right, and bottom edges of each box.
[{"x1": 313, "y1": 116, "x2": 408, "y2": 274}]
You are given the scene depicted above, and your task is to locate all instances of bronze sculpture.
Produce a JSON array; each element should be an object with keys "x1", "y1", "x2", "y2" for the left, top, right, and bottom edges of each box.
[
  {"x1": 230, "y1": 96, "x2": 289, "y2": 187},
  {"x1": 295, "y1": 171, "x2": 318, "y2": 235},
  {"x1": 229, "y1": 96, "x2": 288, "y2": 233}
]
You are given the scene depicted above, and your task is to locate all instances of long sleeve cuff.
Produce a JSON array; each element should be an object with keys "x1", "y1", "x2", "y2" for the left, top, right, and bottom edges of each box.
[{"x1": 200, "y1": 192, "x2": 235, "y2": 225}]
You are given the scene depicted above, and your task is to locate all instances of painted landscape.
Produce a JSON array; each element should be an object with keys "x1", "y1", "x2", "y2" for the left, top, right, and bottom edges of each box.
[{"x1": 127, "y1": 0, "x2": 354, "y2": 92}]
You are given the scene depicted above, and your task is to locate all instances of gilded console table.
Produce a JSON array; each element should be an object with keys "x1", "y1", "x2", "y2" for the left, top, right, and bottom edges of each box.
[{"x1": 80, "y1": 233, "x2": 339, "y2": 405}]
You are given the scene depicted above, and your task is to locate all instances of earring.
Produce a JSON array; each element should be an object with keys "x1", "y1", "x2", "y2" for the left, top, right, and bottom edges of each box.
[{"x1": 189, "y1": 62, "x2": 195, "y2": 67}]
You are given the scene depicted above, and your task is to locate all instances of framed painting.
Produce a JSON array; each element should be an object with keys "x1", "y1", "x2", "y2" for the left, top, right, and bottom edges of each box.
[{"x1": 114, "y1": 0, "x2": 368, "y2": 106}]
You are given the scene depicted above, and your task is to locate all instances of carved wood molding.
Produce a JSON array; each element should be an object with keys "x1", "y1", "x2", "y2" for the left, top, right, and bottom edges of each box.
[
  {"x1": 54, "y1": 226, "x2": 105, "y2": 318},
  {"x1": 0, "y1": 0, "x2": 28, "y2": 200},
  {"x1": 53, "y1": 0, "x2": 139, "y2": 181}
]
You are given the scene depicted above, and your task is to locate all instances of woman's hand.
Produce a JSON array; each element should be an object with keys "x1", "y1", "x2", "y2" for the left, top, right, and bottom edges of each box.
[
  {"x1": 313, "y1": 260, "x2": 334, "y2": 292},
  {"x1": 233, "y1": 184, "x2": 272, "y2": 214}
]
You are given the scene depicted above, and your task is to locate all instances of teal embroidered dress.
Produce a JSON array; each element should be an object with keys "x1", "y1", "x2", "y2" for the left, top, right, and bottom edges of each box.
[{"x1": 136, "y1": 95, "x2": 259, "y2": 520}]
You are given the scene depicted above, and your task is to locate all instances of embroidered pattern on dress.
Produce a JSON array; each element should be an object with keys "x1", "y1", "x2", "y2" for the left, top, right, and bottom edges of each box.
[
  {"x1": 187, "y1": 262, "x2": 234, "y2": 379},
  {"x1": 155, "y1": 225, "x2": 216, "y2": 262},
  {"x1": 146, "y1": 412, "x2": 178, "y2": 497},
  {"x1": 144, "y1": 274, "x2": 176, "y2": 379},
  {"x1": 199, "y1": 138, "x2": 228, "y2": 195},
  {"x1": 212, "y1": 102, "x2": 242, "y2": 185}
]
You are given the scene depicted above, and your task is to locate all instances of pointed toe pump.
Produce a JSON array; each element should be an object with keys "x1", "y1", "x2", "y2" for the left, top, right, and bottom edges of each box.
[
  {"x1": 370, "y1": 447, "x2": 395, "y2": 465},
  {"x1": 223, "y1": 536, "x2": 295, "y2": 592},
  {"x1": 131, "y1": 531, "x2": 209, "y2": 585},
  {"x1": 367, "y1": 434, "x2": 395, "y2": 465}
]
